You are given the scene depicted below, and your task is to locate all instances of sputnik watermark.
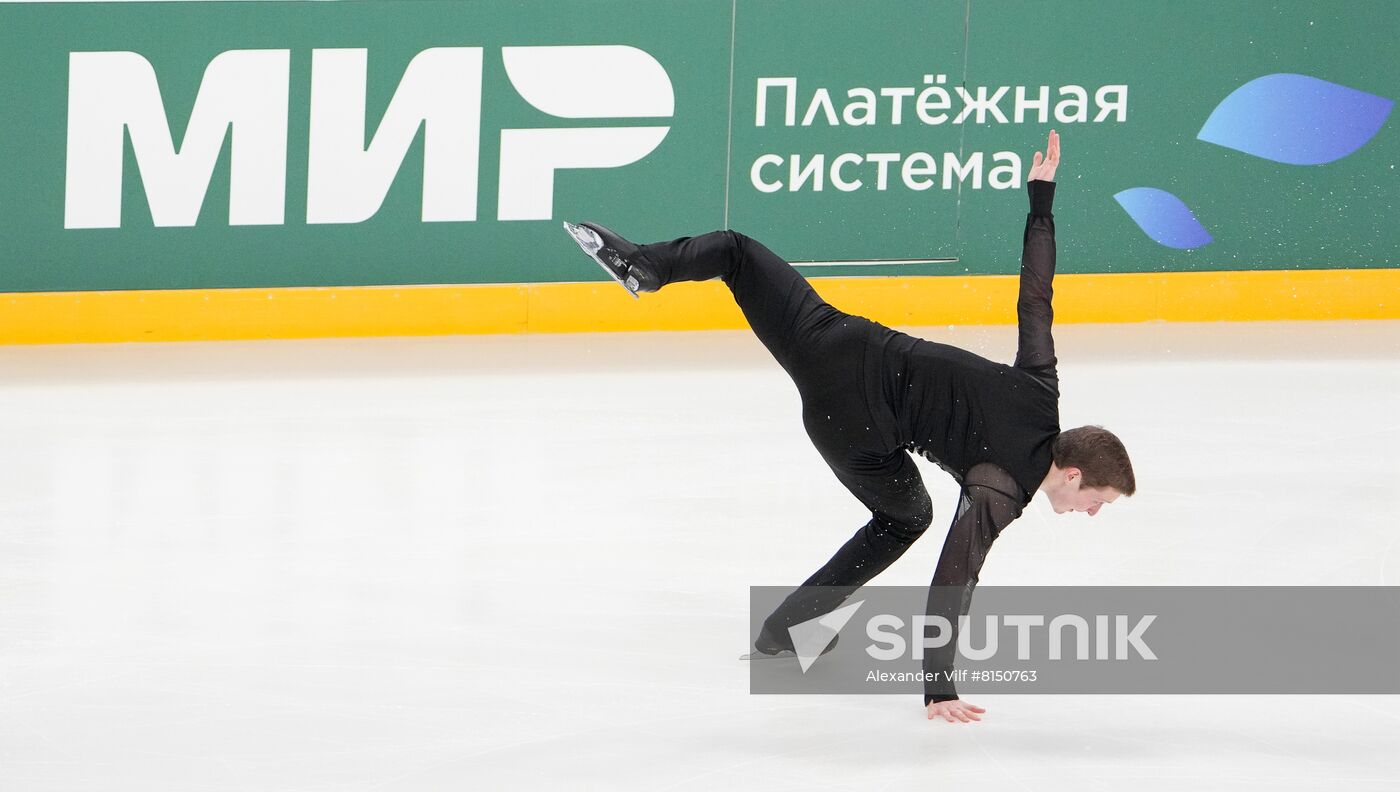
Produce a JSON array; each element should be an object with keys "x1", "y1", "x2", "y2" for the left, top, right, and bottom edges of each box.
[
  {"x1": 865, "y1": 612, "x2": 1157, "y2": 662},
  {"x1": 749, "y1": 587, "x2": 1400, "y2": 695},
  {"x1": 786, "y1": 605, "x2": 1156, "y2": 672}
]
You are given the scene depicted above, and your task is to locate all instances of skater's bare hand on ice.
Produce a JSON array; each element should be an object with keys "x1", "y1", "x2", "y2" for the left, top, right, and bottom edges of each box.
[
  {"x1": 1027, "y1": 129, "x2": 1060, "y2": 183},
  {"x1": 926, "y1": 699, "x2": 986, "y2": 723}
]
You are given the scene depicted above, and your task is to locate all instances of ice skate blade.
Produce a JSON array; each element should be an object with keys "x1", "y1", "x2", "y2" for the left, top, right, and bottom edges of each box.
[
  {"x1": 562, "y1": 221, "x2": 640, "y2": 299},
  {"x1": 740, "y1": 649, "x2": 796, "y2": 661}
]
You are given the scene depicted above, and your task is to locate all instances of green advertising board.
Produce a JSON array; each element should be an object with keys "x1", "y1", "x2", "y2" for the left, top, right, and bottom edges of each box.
[{"x1": 0, "y1": 0, "x2": 1395, "y2": 294}]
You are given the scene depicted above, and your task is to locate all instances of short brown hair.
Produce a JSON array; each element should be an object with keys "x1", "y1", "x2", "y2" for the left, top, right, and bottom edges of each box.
[{"x1": 1053, "y1": 426, "x2": 1136, "y2": 496}]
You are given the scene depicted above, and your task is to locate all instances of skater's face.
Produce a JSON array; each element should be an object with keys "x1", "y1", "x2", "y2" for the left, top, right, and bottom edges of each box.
[
  {"x1": 1049, "y1": 470, "x2": 1121, "y2": 516},
  {"x1": 1064, "y1": 485, "x2": 1118, "y2": 516}
]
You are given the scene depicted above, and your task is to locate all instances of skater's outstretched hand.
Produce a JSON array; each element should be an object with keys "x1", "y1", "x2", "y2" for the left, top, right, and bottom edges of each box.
[
  {"x1": 1027, "y1": 129, "x2": 1060, "y2": 182},
  {"x1": 926, "y1": 698, "x2": 986, "y2": 723}
]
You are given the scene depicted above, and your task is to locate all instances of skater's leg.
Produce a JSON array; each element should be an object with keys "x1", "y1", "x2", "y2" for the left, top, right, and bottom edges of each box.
[
  {"x1": 759, "y1": 451, "x2": 933, "y2": 645},
  {"x1": 565, "y1": 222, "x2": 847, "y2": 371},
  {"x1": 638, "y1": 231, "x2": 843, "y2": 370},
  {"x1": 575, "y1": 226, "x2": 920, "y2": 649}
]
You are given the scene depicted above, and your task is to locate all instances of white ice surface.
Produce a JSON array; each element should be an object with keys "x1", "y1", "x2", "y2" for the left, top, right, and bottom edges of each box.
[{"x1": 1, "y1": 321, "x2": 1398, "y2": 791}]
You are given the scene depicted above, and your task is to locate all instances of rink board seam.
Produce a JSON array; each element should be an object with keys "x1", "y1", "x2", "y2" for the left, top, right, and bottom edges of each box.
[{"x1": 0, "y1": 269, "x2": 1395, "y2": 344}]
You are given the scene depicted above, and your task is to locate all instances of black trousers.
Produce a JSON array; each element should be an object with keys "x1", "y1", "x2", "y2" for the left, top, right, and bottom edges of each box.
[{"x1": 637, "y1": 231, "x2": 935, "y2": 639}]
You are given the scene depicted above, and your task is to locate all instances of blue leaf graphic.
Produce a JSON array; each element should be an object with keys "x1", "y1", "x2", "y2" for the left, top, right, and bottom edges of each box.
[
  {"x1": 1198, "y1": 73, "x2": 1392, "y2": 165},
  {"x1": 1114, "y1": 188, "x2": 1213, "y2": 250}
]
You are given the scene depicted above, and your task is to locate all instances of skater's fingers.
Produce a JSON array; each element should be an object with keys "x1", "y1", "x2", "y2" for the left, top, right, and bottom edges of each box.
[
  {"x1": 943, "y1": 711, "x2": 957, "y2": 723},
  {"x1": 1032, "y1": 151, "x2": 1044, "y2": 169},
  {"x1": 963, "y1": 709, "x2": 982, "y2": 721},
  {"x1": 967, "y1": 704, "x2": 987, "y2": 713}
]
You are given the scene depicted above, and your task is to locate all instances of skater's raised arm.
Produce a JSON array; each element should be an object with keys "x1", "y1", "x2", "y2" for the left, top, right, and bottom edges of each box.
[
  {"x1": 922, "y1": 463, "x2": 1025, "y2": 720},
  {"x1": 1014, "y1": 130, "x2": 1060, "y2": 390}
]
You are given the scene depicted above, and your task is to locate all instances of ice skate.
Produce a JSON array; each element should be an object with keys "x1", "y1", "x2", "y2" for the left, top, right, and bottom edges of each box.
[
  {"x1": 562, "y1": 221, "x2": 661, "y2": 298},
  {"x1": 739, "y1": 624, "x2": 840, "y2": 660}
]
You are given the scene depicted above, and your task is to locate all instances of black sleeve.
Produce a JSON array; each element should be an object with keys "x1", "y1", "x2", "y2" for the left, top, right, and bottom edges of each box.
[
  {"x1": 1013, "y1": 180, "x2": 1059, "y2": 391},
  {"x1": 922, "y1": 463, "x2": 1026, "y2": 705}
]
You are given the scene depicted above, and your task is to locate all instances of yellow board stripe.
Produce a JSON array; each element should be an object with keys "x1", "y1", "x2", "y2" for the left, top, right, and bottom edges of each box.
[{"x1": 1, "y1": 268, "x2": 1395, "y2": 344}]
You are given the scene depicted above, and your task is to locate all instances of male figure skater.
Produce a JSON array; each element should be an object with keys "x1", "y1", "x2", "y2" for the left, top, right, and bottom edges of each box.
[{"x1": 564, "y1": 131, "x2": 1134, "y2": 723}]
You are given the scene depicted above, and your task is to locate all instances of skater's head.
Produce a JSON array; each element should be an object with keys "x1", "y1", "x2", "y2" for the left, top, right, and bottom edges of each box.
[{"x1": 1041, "y1": 426, "x2": 1135, "y2": 516}]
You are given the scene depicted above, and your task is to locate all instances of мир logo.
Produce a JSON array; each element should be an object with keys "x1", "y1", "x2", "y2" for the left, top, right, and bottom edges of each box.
[{"x1": 64, "y1": 45, "x2": 673, "y2": 228}]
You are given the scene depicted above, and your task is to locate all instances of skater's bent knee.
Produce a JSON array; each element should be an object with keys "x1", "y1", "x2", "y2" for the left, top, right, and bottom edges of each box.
[
  {"x1": 720, "y1": 230, "x2": 749, "y2": 255},
  {"x1": 905, "y1": 507, "x2": 935, "y2": 536},
  {"x1": 872, "y1": 506, "x2": 934, "y2": 542}
]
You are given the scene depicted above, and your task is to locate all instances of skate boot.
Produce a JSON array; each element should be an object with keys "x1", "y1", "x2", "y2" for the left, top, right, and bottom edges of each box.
[
  {"x1": 741, "y1": 623, "x2": 840, "y2": 660},
  {"x1": 562, "y1": 221, "x2": 661, "y2": 298}
]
